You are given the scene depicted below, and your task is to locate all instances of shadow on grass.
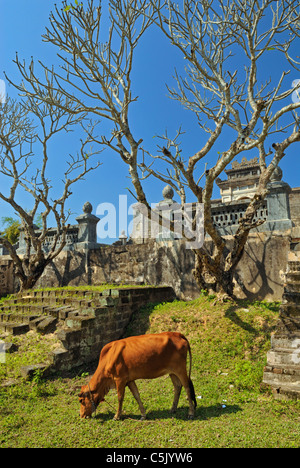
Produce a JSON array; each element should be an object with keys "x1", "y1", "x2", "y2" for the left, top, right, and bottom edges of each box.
[
  {"x1": 225, "y1": 305, "x2": 258, "y2": 336},
  {"x1": 94, "y1": 404, "x2": 242, "y2": 422}
]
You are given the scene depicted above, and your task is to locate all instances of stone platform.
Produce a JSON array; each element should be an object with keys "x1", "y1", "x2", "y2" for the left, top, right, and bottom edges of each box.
[{"x1": 0, "y1": 286, "x2": 175, "y2": 377}]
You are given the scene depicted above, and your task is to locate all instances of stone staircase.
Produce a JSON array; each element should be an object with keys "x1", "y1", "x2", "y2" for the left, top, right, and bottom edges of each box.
[
  {"x1": 0, "y1": 286, "x2": 175, "y2": 378},
  {"x1": 0, "y1": 288, "x2": 105, "y2": 337},
  {"x1": 263, "y1": 252, "x2": 300, "y2": 400}
]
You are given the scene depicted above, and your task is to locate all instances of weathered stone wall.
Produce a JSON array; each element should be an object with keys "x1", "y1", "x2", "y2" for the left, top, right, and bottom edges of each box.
[
  {"x1": 32, "y1": 232, "x2": 291, "y2": 301},
  {"x1": 290, "y1": 188, "x2": 300, "y2": 228},
  {"x1": 51, "y1": 286, "x2": 175, "y2": 372},
  {"x1": 231, "y1": 232, "x2": 290, "y2": 301},
  {"x1": 0, "y1": 232, "x2": 291, "y2": 301}
]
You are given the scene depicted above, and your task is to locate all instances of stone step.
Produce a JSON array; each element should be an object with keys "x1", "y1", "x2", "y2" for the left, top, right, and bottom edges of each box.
[
  {"x1": 271, "y1": 334, "x2": 300, "y2": 350},
  {"x1": 0, "y1": 322, "x2": 30, "y2": 335},
  {"x1": 284, "y1": 281, "x2": 300, "y2": 294},
  {"x1": 275, "y1": 315, "x2": 300, "y2": 335},
  {"x1": 24, "y1": 288, "x2": 108, "y2": 300},
  {"x1": 45, "y1": 306, "x2": 78, "y2": 320},
  {"x1": 288, "y1": 261, "x2": 300, "y2": 272},
  {"x1": 0, "y1": 313, "x2": 40, "y2": 324},
  {"x1": 29, "y1": 316, "x2": 58, "y2": 334},
  {"x1": 263, "y1": 367, "x2": 300, "y2": 400},
  {"x1": 65, "y1": 315, "x2": 94, "y2": 329},
  {"x1": 286, "y1": 271, "x2": 300, "y2": 282},
  {"x1": 0, "y1": 303, "x2": 52, "y2": 314},
  {"x1": 272, "y1": 385, "x2": 300, "y2": 401},
  {"x1": 0, "y1": 298, "x2": 100, "y2": 313},
  {"x1": 0, "y1": 289, "x2": 119, "y2": 313},
  {"x1": 266, "y1": 347, "x2": 300, "y2": 367},
  {"x1": 60, "y1": 297, "x2": 96, "y2": 307},
  {"x1": 280, "y1": 302, "x2": 300, "y2": 316},
  {"x1": 282, "y1": 291, "x2": 300, "y2": 305},
  {"x1": 263, "y1": 364, "x2": 300, "y2": 386}
]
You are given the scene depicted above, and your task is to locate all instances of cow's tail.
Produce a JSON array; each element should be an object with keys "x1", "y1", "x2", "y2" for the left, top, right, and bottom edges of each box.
[{"x1": 185, "y1": 336, "x2": 197, "y2": 409}]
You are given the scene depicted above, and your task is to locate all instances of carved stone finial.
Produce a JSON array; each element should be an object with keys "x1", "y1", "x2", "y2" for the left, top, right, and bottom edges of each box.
[
  {"x1": 162, "y1": 185, "x2": 174, "y2": 201},
  {"x1": 270, "y1": 166, "x2": 283, "y2": 182},
  {"x1": 83, "y1": 201, "x2": 93, "y2": 214}
]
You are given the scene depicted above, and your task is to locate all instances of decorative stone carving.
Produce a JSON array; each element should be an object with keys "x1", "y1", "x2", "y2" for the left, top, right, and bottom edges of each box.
[
  {"x1": 75, "y1": 202, "x2": 100, "y2": 250},
  {"x1": 162, "y1": 185, "x2": 175, "y2": 201},
  {"x1": 82, "y1": 201, "x2": 93, "y2": 214},
  {"x1": 270, "y1": 166, "x2": 283, "y2": 182}
]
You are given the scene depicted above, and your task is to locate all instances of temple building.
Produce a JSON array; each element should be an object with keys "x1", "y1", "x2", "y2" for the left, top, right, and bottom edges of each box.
[
  {"x1": 216, "y1": 156, "x2": 262, "y2": 203},
  {"x1": 131, "y1": 156, "x2": 299, "y2": 243},
  {"x1": 212, "y1": 157, "x2": 294, "y2": 234}
]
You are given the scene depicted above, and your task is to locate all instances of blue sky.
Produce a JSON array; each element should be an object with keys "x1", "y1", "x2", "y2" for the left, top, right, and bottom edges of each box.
[{"x1": 1, "y1": 0, "x2": 300, "y2": 242}]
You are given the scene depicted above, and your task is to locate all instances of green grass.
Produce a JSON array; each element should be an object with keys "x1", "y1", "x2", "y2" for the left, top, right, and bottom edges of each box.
[
  {"x1": 0, "y1": 283, "x2": 151, "y2": 304},
  {"x1": 23, "y1": 283, "x2": 151, "y2": 293},
  {"x1": 0, "y1": 332, "x2": 60, "y2": 383},
  {"x1": 1, "y1": 295, "x2": 300, "y2": 448}
]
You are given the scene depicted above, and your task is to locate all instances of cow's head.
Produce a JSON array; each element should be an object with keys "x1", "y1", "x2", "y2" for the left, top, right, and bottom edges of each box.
[{"x1": 79, "y1": 385, "x2": 98, "y2": 418}]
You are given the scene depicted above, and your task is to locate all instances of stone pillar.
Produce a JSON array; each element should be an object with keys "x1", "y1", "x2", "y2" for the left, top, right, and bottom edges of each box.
[
  {"x1": 17, "y1": 223, "x2": 39, "y2": 255},
  {"x1": 75, "y1": 202, "x2": 100, "y2": 250},
  {"x1": 155, "y1": 185, "x2": 180, "y2": 242},
  {"x1": 265, "y1": 167, "x2": 293, "y2": 231},
  {"x1": 119, "y1": 230, "x2": 127, "y2": 245},
  {"x1": 263, "y1": 246, "x2": 300, "y2": 400}
]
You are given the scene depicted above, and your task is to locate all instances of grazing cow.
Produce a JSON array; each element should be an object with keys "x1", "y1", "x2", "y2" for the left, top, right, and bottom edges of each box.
[{"x1": 79, "y1": 332, "x2": 197, "y2": 420}]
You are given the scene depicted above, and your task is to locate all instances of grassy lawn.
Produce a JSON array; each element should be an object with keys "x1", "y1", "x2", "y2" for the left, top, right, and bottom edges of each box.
[{"x1": 1, "y1": 294, "x2": 300, "y2": 448}]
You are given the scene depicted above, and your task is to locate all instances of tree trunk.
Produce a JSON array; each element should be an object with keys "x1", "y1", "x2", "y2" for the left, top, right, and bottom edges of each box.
[
  {"x1": 193, "y1": 246, "x2": 237, "y2": 299},
  {"x1": 15, "y1": 255, "x2": 52, "y2": 292}
]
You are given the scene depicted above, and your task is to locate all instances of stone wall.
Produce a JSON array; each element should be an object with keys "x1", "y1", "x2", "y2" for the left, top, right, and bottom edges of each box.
[
  {"x1": 231, "y1": 232, "x2": 290, "y2": 301},
  {"x1": 33, "y1": 232, "x2": 291, "y2": 301},
  {"x1": 51, "y1": 286, "x2": 175, "y2": 372},
  {"x1": 0, "y1": 231, "x2": 291, "y2": 301},
  {"x1": 290, "y1": 188, "x2": 300, "y2": 228}
]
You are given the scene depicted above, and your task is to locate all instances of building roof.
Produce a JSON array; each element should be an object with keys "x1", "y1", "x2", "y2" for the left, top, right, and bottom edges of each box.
[
  {"x1": 216, "y1": 157, "x2": 261, "y2": 191},
  {"x1": 225, "y1": 156, "x2": 260, "y2": 174}
]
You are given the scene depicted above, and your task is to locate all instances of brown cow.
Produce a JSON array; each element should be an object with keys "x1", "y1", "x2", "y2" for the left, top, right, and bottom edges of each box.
[{"x1": 79, "y1": 332, "x2": 197, "y2": 420}]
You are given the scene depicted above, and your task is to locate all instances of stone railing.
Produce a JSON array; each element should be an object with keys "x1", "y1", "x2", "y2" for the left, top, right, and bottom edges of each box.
[
  {"x1": 0, "y1": 177, "x2": 294, "y2": 257},
  {"x1": 0, "y1": 202, "x2": 100, "y2": 256},
  {"x1": 132, "y1": 180, "x2": 293, "y2": 244},
  {"x1": 39, "y1": 226, "x2": 79, "y2": 252},
  {"x1": 211, "y1": 199, "x2": 268, "y2": 228},
  {"x1": 210, "y1": 179, "x2": 292, "y2": 236}
]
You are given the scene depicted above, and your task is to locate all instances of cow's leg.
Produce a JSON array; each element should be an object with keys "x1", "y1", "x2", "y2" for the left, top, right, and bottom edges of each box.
[
  {"x1": 169, "y1": 373, "x2": 182, "y2": 414},
  {"x1": 114, "y1": 380, "x2": 126, "y2": 420},
  {"x1": 176, "y1": 372, "x2": 196, "y2": 420},
  {"x1": 127, "y1": 381, "x2": 147, "y2": 420}
]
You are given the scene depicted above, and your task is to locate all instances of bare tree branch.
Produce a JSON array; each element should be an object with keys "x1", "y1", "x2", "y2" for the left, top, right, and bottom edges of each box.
[
  {"x1": 0, "y1": 96, "x2": 101, "y2": 290},
  {"x1": 5, "y1": 0, "x2": 300, "y2": 297}
]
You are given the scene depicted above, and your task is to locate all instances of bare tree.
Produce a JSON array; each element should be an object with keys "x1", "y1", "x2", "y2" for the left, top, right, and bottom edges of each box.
[
  {"x1": 139, "y1": 0, "x2": 300, "y2": 296},
  {"x1": 0, "y1": 96, "x2": 101, "y2": 290},
  {"x1": 7, "y1": 0, "x2": 154, "y2": 211},
  {"x1": 7, "y1": 0, "x2": 300, "y2": 297}
]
